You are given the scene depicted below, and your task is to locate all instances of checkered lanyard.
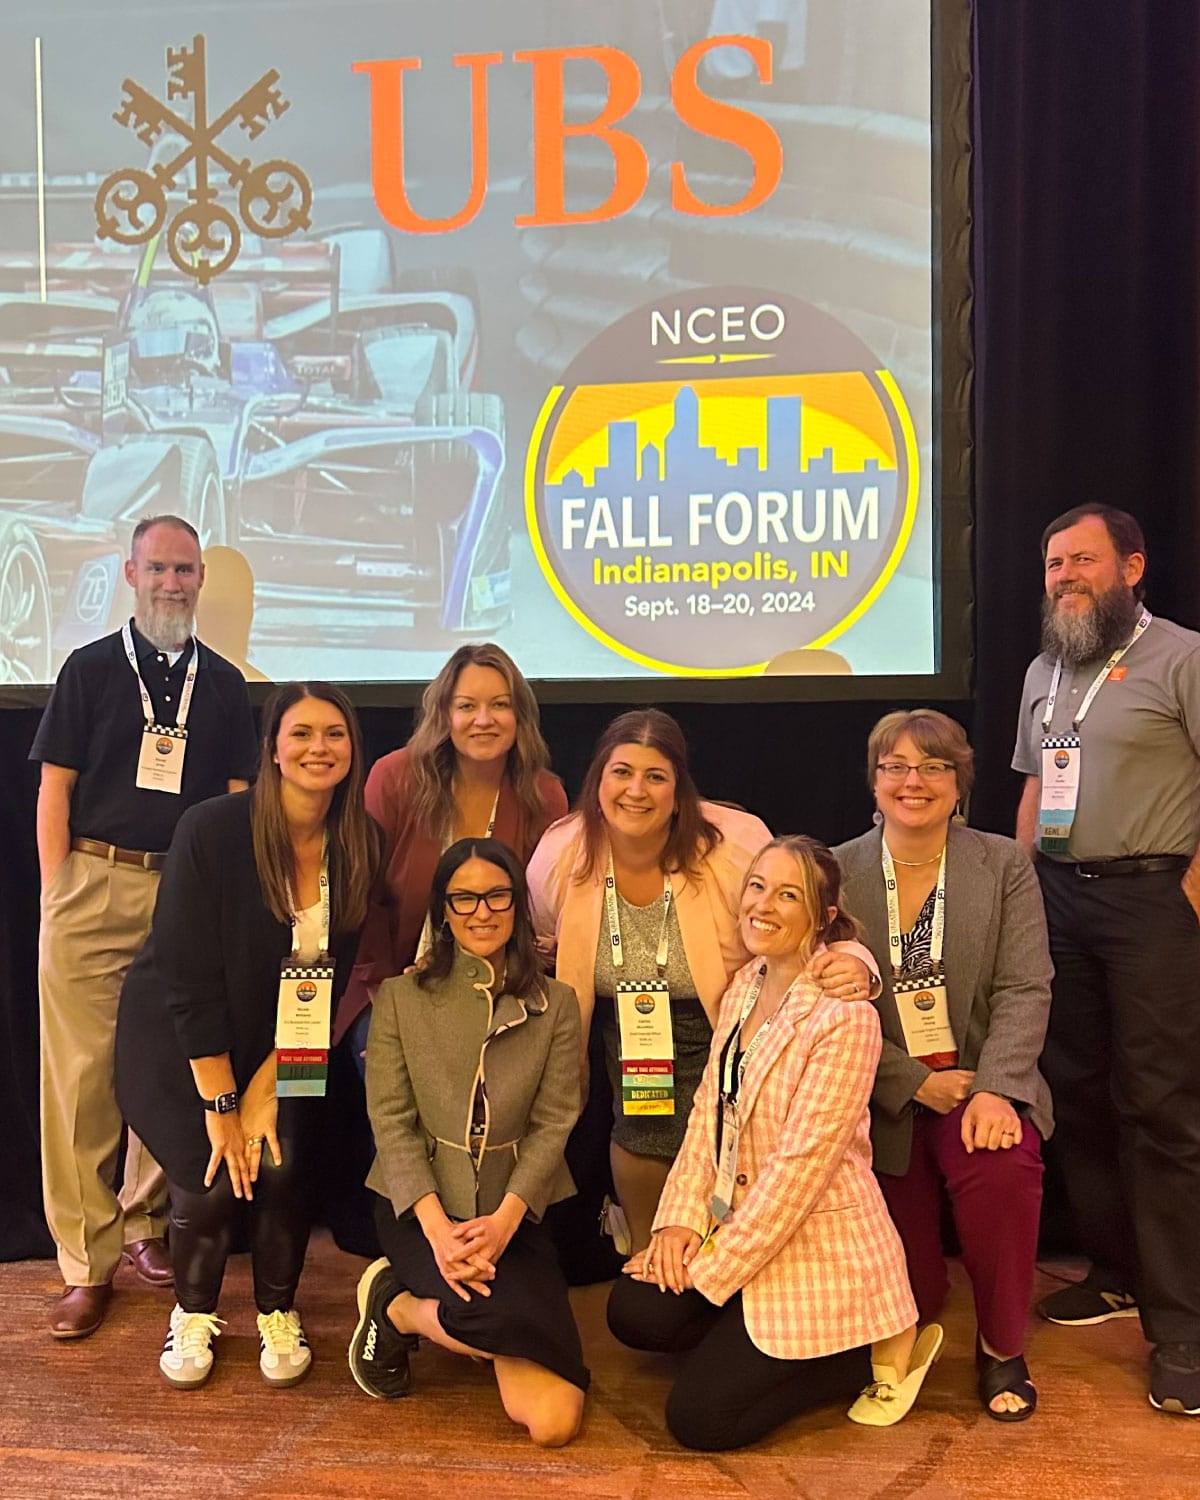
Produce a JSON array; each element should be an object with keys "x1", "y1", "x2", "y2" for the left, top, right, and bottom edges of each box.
[
  {"x1": 881, "y1": 839, "x2": 959, "y2": 1066},
  {"x1": 122, "y1": 621, "x2": 197, "y2": 794},
  {"x1": 711, "y1": 962, "x2": 770, "y2": 1222},
  {"x1": 608, "y1": 855, "x2": 676, "y2": 1116},
  {"x1": 276, "y1": 835, "x2": 334, "y2": 1098},
  {"x1": 1038, "y1": 610, "x2": 1151, "y2": 854}
]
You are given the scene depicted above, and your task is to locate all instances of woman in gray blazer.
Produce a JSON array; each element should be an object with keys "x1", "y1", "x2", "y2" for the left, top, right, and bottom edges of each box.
[
  {"x1": 348, "y1": 837, "x2": 586, "y2": 1446},
  {"x1": 835, "y1": 710, "x2": 1053, "y2": 1424}
]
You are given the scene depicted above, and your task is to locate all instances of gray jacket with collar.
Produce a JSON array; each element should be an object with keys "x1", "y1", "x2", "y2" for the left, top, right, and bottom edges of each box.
[
  {"x1": 834, "y1": 823, "x2": 1054, "y2": 1176},
  {"x1": 365, "y1": 946, "x2": 581, "y2": 1221}
]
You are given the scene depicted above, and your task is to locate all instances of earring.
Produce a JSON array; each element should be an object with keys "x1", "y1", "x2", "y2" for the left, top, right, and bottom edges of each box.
[
  {"x1": 872, "y1": 809, "x2": 883, "y2": 827},
  {"x1": 439, "y1": 919, "x2": 453, "y2": 942},
  {"x1": 951, "y1": 798, "x2": 967, "y2": 825}
]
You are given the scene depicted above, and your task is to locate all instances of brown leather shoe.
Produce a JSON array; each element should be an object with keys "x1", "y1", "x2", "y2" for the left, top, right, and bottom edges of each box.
[
  {"x1": 122, "y1": 1238, "x2": 174, "y2": 1287},
  {"x1": 50, "y1": 1283, "x2": 113, "y2": 1340}
]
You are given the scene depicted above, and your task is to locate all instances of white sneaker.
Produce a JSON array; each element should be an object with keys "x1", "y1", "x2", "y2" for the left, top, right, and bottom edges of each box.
[
  {"x1": 257, "y1": 1308, "x2": 312, "y2": 1387},
  {"x1": 159, "y1": 1305, "x2": 223, "y2": 1389}
]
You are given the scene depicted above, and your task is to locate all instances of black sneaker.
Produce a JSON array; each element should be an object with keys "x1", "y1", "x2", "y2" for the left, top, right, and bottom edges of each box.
[
  {"x1": 1038, "y1": 1273, "x2": 1138, "y2": 1325},
  {"x1": 348, "y1": 1257, "x2": 418, "y2": 1399},
  {"x1": 1149, "y1": 1343, "x2": 1200, "y2": 1416}
]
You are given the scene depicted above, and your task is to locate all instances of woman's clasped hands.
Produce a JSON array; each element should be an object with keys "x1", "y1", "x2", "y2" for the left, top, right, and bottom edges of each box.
[{"x1": 623, "y1": 1225, "x2": 702, "y2": 1293}]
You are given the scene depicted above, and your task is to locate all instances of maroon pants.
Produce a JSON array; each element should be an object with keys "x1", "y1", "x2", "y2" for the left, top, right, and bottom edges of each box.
[{"x1": 878, "y1": 1100, "x2": 1043, "y2": 1356}]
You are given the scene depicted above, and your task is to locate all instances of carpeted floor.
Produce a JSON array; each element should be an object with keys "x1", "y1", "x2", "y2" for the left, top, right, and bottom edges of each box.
[{"x1": 0, "y1": 1234, "x2": 1192, "y2": 1499}]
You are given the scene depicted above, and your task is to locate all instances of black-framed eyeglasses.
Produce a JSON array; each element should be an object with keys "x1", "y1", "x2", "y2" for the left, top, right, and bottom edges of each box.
[{"x1": 445, "y1": 887, "x2": 515, "y2": 915}]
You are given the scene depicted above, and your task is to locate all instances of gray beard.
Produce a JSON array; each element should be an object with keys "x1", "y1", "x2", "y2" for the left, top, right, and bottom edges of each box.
[
  {"x1": 136, "y1": 604, "x2": 194, "y2": 653},
  {"x1": 1040, "y1": 584, "x2": 1142, "y2": 665}
]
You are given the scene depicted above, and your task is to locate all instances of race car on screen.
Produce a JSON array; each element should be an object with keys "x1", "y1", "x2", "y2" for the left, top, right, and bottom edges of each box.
[{"x1": 0, "y1": 228, "x2": 510, "y2": 684}]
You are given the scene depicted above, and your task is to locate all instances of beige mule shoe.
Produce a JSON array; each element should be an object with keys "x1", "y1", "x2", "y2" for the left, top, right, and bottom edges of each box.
[{"x1": 847, "y1": 1323, "x2": 945, "y2": 1427}]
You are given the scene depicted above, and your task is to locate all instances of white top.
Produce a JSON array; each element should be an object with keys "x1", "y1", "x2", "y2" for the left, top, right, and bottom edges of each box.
[{"x1": 292, "y1": 901, "x2": 323, "y2": 965}]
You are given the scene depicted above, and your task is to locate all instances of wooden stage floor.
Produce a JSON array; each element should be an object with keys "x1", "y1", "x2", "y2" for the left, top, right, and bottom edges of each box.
[{"x1": 0, "y1": 1233, "x2": 1193, "y2": 1499}]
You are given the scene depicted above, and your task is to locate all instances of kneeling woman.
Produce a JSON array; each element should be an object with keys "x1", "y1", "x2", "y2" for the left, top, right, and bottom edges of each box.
[
  {"x1": 350, "y1": 838, "x2": 587, "y2": 1447},
  {"x1": 608, "y1": 837, "x2": 940, "y2": 1451}
]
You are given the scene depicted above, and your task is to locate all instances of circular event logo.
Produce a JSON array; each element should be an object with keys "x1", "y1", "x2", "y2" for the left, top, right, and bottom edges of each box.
[
  {"x1": 634, "y1": 993, "x2": 656, "y2": 1015},
  {"x1": 1054, "y1": 750, "x2": 1070, "y2": 769},
  {"x1": 914, "y1": 992, "x2": 935, "y2": 1012},
  {"x1": 526, "y1": 286, "x2": 919, "y2": 675},
  {"x1": 155, "y1": 737, "x2": 174, "y2": 756},
  {"x1": 295, "y1": 980, "x2": 318, "y2": 1003}
]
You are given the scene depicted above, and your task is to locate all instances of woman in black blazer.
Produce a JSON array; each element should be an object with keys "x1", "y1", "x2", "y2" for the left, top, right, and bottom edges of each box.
[{"x1": 116, "y1": 682, "x2": 380, "y2": 1391}]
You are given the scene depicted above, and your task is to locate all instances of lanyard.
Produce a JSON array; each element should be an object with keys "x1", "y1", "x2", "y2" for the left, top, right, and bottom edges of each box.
[
  {"x1": 719, "y1": 963, "x2": 773, "y2": 1101},
  {"x1": 881, "y1": 839, "x2": 947, "y2": 979},
  {"x1": 285, "y1": 835, "x2": 330, "y2": 959},
  {"x1": 1042, "y1": 609, "x2": 1151, "y2": 731},
  {"x1": 122, "y1": 621, "x2": 197, "y2": 730},
  {"x1": 604, "y1": 854, "x2": 672, "y2": 971}
]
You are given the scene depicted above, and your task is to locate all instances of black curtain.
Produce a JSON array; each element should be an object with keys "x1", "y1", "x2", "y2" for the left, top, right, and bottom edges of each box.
[{"x1": 3, "y1": 0, "x2": 1199, "y2": 1258}]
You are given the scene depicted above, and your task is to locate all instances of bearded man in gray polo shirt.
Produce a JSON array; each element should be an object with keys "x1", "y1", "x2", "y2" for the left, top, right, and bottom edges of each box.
[{"x1": 1013, "y1": 505, "x2": 1200, "y2": 1418}]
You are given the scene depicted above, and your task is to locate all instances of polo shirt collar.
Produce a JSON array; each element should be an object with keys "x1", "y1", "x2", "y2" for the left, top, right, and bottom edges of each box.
[{"x1": 127, "y1": 618, "x2": 200, "y2": 667}]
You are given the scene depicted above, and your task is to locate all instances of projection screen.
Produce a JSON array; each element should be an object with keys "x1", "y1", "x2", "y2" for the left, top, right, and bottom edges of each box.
[{"x1": 0, "y1": 0, "x2": 973, "y2": 701}]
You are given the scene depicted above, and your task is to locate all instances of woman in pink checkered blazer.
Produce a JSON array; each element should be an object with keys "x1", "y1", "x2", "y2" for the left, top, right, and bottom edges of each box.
[{"x1": 607, "y1": 836, "x2": 941, "y2": 1450}]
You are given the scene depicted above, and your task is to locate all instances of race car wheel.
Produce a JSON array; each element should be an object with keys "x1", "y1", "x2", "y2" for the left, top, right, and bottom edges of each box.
[
  {"x1": 0, "y1": 519, "x2": 53, "y2": 685},
  {"x1": 414, "y1": 391, "x2": 505, "y2": 441},
  {"x1": 173, "y1": 437, "x2": 228, "y2": 549}
]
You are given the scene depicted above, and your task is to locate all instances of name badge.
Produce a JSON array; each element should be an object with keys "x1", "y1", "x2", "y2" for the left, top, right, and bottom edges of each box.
[
  {"x1": 894, "y1": 973, "x2": 958, "y2": 1069},
  {"x1": 710, "y1": 1098, "x2": 740, "y2": 1222},
  {"x1": 616, "y1": 979, "x2": 674, "y2": 1115},
  {"x1": 275, "y1": 960, "x2": 334, "y2": 1097},
  {"x1": 1039, "y1": 734, "x2": 1081, "y2": 853},
  {"x1": 136, "y1": 724, "x2": 187, "y2": 794}
]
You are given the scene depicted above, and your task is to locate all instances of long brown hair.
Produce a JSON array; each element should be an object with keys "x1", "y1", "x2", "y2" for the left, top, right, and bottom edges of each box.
[
  {"x1": 574, "y1": 709, "x2": 721, "y2": 882},
  {"x1": 252, "y1": 682, "x2": 380, "y2": 935},
  {"x1": 417, "y1": 838, "x2": 545, "y2": 1001},
  {"x1": 405, "y1": 643, "x2": 551, "y2": 840},
  {"x1": 744, "y1": 835, "x2": 864, "y2": 966}
]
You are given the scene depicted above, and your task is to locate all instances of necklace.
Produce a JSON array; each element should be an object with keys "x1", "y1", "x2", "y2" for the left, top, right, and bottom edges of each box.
[{"x1": 889, "y1": 848, "x2": 946, "y2": 867}]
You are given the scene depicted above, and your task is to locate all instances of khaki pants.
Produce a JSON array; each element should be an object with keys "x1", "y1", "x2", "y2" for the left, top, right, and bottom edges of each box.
[{"x1": 39, "y1": 850, "x2": 167, "y2": 1286}]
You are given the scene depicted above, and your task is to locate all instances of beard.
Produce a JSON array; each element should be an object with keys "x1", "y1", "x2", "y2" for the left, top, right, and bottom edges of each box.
[
  {"x1": 1040, "y1": 581, "x2": 1142, "y2": 664},
  {"x1": 136, "y1": 598, "x2": 195, "y2": 652}
]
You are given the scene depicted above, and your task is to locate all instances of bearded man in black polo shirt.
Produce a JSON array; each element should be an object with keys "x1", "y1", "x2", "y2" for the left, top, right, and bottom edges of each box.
[{"x1": 31, "y1": 515, "x2": 257, "y2": 1340}]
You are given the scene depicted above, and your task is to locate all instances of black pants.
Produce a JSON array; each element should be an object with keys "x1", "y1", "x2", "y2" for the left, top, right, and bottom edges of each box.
[
  {"x1": 607, "y1": 1276, "x2": 869, "y2": 1451},
  {"x1": 1038, "y1": 861, "x2": 1200, "y2": 1342},
  {"x1": 168, "y1": 1099, "x2": 314, "y2": 1315}
]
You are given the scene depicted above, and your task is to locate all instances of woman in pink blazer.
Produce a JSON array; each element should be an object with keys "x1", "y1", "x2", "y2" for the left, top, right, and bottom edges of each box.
[
  {"x1": 527, "y1": 711, "x2": 876, "y2": 1254},
  {"x1": 608, "y1": 836, "x2": 941, "y2": 1450}
]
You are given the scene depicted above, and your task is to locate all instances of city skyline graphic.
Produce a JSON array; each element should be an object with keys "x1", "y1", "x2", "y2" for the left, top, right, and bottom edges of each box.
[{"x1": 545, "y1": 386, "x2": 898, "y2": 540}]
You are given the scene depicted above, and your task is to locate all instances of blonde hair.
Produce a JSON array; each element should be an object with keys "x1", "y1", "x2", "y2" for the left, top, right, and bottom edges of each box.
[
  {"x1": 405, "y1": 644, "x2": 551, "y2": 840},
  {"x1": 743, "y1": 835, "x2": 864, "y2": 966}
]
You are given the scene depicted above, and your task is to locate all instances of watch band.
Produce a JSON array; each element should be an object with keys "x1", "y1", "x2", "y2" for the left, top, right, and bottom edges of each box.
[{"x1": 203, "y1": 1090, "x2": 239, "y2": 1114}]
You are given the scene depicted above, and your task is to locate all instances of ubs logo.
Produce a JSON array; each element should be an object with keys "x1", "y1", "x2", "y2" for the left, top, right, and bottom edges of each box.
[
  {"x1": 296, "y1": 980, "x2": 318, "y2": 1003},
  {"x1": 96, "y1": 33, "x2": 312, "y2": 284}
]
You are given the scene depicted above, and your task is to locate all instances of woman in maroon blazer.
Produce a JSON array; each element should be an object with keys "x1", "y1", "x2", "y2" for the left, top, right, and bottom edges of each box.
[{"x1": 333, "y1": 643, "x2": 567, "y2": 1061}]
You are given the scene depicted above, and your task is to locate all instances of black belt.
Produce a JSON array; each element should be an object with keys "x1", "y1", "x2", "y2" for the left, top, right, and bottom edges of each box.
[{"x1": 1048, "y1": 855, "x2": 1190, "y2": 879}]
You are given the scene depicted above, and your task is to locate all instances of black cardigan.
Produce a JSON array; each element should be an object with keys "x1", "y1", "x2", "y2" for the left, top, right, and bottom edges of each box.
[{"x1": 115, "y1": 790, "x2": 366, "y2": 1191}]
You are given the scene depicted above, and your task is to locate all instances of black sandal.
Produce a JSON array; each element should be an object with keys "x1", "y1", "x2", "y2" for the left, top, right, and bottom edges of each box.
[{"x1": 976, "y1": 1340, "x2": 1038, "y2": 1423}]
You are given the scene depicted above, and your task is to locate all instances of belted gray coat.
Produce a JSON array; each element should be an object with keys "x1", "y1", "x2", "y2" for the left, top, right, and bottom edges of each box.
[
  {"x1": 834, "y1": 824, "x2": 1055, "y2": 1176},
  {"x1": 365, "y1": 946, "x2": 581, "y2": 1222}
]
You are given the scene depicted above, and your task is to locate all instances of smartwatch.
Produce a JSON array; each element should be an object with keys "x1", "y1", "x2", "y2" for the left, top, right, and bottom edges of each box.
[{"x1": 203, "y1": 1091, "x2": 239, "y2": 1114}]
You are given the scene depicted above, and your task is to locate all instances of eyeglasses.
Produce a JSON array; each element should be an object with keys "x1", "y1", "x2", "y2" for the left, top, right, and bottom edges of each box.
[
  {"x1": 445, "y1": 887, "x2": 515, "y2": 915},
  {"x1": 876, "y1": 760, "x2": 956, "y2": 782}
]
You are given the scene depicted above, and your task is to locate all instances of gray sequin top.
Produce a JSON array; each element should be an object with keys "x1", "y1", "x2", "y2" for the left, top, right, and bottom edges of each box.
[{"x1": 593, "y1": 886, "x2": 700, "y2": 1000}]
